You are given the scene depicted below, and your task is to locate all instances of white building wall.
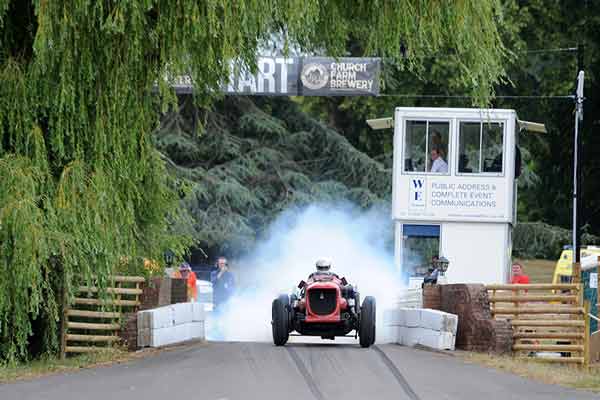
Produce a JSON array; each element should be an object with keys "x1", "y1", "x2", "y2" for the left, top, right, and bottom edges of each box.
[{"x1": 439, "y1": 222, "x2": 509, "y2": 284}]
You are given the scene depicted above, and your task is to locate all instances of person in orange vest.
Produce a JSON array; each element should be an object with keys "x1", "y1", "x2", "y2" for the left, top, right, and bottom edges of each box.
[
  {"x1": 174, "y1": 262, "x2": 198, "y2": 302},
  {"x1": 511, "y1": 262, "x2": 530, "y2": 284}
]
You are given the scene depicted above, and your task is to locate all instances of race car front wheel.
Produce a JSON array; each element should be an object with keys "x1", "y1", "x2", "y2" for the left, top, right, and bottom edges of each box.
[
  {"x1": 272, "y1": 295, "x2": 290, "y2": 346},
  {"x1": 359, "y1": 296, "x2": 376, "y2": 348}
]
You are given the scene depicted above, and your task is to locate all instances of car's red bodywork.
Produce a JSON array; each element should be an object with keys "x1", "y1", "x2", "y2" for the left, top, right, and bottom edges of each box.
[
  {"x1": 296, "y1": 273, "x2": 350, "y2": 324},
  {"x1": 300, "y1": 280, "x2": 348, "y2": 323}
]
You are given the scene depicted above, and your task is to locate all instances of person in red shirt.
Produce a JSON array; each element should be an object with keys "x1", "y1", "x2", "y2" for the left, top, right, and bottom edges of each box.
[
  {"x1": 510, "y1": 262, "x2": 535, "y2": 351},
  {"x1": 511, "y1": 262, "x2": 530, "y2": 284}
]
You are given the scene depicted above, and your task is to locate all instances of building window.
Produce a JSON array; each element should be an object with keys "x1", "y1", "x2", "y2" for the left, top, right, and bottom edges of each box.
[
  {"x1": 458, "y1": 121, "x2": 504, "y2": 174},
  {"x1": 402, "y1": 224, "x2": 440, "y2": 278},
  {"x1": 404, "y1": 120, "x2": 450, "y2": 174}
]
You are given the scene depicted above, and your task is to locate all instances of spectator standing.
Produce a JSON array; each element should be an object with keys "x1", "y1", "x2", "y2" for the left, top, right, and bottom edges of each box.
[
  {"x1": 210, "y1": 257, "x2": 235, "y2": 310},
  {"x1": 511, "y1": 262, "x2": 530, "y2": 284},
  {"x1": 423, "y1": 255, "x2": 440, "y2": 285},
  {"x1": 173, "y1": 262, "x2": 198, "y2": 302},
  {"x1": 510, "y1": 262, "x2": 535, "y2": 352}
]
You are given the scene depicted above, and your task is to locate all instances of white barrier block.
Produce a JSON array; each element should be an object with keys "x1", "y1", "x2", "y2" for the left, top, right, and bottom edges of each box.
[
  {"x1": 418, "y1": 329, "x2": 456, "y2": 351},
  {"x1": 402, "y1": 308, "x2": 421, "y2": 328},
  {"x1": 394, "y1": 325, "x2": 402, "y2": 343},
  {"x1": 396, "y1": 327, "x2": 405, "y2": 345},
  {"x1": 405, "y1": 327, "x2": 421, "y2": 346},
  {"x1": 379, "y1": 325, "x2": 399, "y2": 344},
  {"x1": 401, "y1": 327, "x2": 422, "y2": 346},
  {"x1": 138, "y1": 328, "x2": 151, "y2": 348},
  {"x1": 147, "y1": 305, "x2": 175, "y2": 330},
  {"x1": 397, "y1": 327, "x2": 455, "y2": 351},
  {"x1": 149, "y1": 322, "x2": 204, "y2": 347},
  {"x1": 150, "y1": 326, "x2": 177, "y2": 347},
  {"x1": 137, "y1": 311, "x2": 150, "y2": 331},
  {"x1": 443, "y1": 332, "x2": 456, "y2": 351},
  {"x1": 394, "y1": 308, "x2": 458, "y2": 351},
  {"x1": 173, "y1": 302, "x2": 194, "y2": 326},
  {"x1": 189, "y1": 321, "x2": 205, "y2": 340},
  {"x1": 192, "y1": 302, "x2": 206, "y2": 322},
  {"x1": 173, "y1": 323, "x2": 191, "y2": 342},
  {"x1": 383, "y1": 308, "x2": 404, "y2": 326},
  {"x1": 139, "y1": 304, "x2": 206, "y2": 348},
  {"x1": 419, "y1": 309, "x2": 458, "y2": 335}
]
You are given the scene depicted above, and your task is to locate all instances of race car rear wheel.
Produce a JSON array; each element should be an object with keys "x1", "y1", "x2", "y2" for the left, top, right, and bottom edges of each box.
[
  {"x1": 359, "y1": 296, "x2": 376, "y2": 348},
  {"x1": 272, "y1": 294, "x2": 290, "y2": 346}
]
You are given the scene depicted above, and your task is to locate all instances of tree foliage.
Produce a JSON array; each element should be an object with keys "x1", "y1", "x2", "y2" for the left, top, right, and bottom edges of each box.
[
  {"x1": 513, "y1": 222, "x2": 599, "y2": 260},
  {"x1": 299, "y1": 0, "x2": 600, "y2": 241},
  {"x1": 0, "y1": 1, "x2": 509, "y2": 361},
  {"x1": 494, "y1": 0, "x2": 600, "y2": 235},
  {"x1": 155, "y1": 96, "x2": 392, "y2": 256}
]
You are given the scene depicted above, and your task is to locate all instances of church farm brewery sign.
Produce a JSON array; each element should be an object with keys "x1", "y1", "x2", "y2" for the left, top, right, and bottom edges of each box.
[{"x1": 172, "y1": 57, "x2": 380, "y2": 96}]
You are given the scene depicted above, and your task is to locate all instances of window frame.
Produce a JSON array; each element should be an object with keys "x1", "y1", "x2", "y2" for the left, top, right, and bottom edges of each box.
[
  {"x1": 401, "y1": 118, "x2": 452, "y2": 176},
  {"x1": 456, "y1": 119, "x2": 506, "y2": 177},
  {"x1": 401, "y1": 223, "x2": 442, "y2": 278}
]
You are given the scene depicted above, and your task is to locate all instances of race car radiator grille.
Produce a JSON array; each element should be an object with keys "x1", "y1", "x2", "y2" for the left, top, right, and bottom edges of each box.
[{"x1": 308, "y1": 288, "x2": 337, "y2": 315}]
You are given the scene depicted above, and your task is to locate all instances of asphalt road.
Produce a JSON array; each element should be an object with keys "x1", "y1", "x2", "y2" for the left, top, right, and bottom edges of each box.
[{"x1": 2, "y1": 341, "x2": 597, "y2": 400}]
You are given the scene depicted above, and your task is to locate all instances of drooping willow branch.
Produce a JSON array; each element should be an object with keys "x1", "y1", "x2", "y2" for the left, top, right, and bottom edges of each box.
[{"x1": 0, "y1": 0, "x2": 507, "y2": 361}]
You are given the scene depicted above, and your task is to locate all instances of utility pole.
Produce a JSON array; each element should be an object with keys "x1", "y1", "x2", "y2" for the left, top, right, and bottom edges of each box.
[{"x1": 572, "y1": 43, "x2": 585, "y2": 268}]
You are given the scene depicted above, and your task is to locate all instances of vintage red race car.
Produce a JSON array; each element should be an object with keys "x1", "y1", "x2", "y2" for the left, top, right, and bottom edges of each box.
[{"x1": 271, "y1": 271, "x2": 376, "y2": 348}]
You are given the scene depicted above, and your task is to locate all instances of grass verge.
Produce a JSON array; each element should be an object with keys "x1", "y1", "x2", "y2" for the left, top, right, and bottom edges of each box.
[
  {"x1": 460, "y1": 352, "x2": 600, "y2": 392},
  {"x1": 0, "y1": 348, "x2": 135, "y2": 383}
]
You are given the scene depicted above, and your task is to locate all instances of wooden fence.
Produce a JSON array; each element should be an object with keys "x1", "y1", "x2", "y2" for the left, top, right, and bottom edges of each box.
[
  {"x1": 61, "y1": 275, "x2": 145, "y2": 357},
  {"x1": 486, "y1": 283, "x2": 590, "y2": 366}
]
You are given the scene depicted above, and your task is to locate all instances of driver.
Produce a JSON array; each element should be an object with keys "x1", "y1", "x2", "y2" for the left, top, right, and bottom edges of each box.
[
  {"x1": 300, "y1": 258, "x2": 358, "y2": 314},
  {"x1": 307, "y1": 258, "x2": 339, "y2": 282}
]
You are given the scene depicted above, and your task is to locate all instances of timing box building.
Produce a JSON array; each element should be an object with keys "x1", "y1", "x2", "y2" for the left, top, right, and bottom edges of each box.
[{"x1": 389, "y1": 107, "x2": 523, "y2": 284}]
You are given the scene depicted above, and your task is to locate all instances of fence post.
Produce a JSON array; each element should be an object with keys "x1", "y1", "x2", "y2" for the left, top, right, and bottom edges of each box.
[
  {"x1": 596, "y1": 256, "x2": 600, "y2": 318},
  {"x1": 573, "y1": 262, "x2": 581, "y2": 284},
  {"x1": 60, "y1": 281, "x2": 68, "y2": 359},
  {"x1": 584, "y1": 300, "x2": 590, "y2": 367}
]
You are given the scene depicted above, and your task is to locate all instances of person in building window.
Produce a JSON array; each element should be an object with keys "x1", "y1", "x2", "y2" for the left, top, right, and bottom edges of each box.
[
  {"x1": 210, "y1": 256, "x2": 235, "y2": 310},
  {"x1": 511, "y1": 262, "x2": 530, "y2": 284},
  {"x1": 431, "y1": 131, "x2": 446, "y2": 158},
  {"x1": 430, "y1": 148, "x2": 448, "y2": 173}
]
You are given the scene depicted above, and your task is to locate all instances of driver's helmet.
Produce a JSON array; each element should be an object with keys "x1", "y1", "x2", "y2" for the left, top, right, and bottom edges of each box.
[{"x1": 315, "y1": 258, "x2": 332, "y2": 272}]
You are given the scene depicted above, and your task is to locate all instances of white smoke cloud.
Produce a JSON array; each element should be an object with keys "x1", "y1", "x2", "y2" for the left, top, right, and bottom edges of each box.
[{"x1": 206, "y1": 202, "x2": 404, "y2": 343}]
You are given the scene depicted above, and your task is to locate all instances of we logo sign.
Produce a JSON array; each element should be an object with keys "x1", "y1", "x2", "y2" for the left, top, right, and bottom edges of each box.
[{"x1": 409, "y1": 178, "x2": 426, "y2": 208}]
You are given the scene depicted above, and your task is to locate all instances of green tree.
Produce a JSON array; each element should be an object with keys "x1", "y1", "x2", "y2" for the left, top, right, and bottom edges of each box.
[
  {"x1": 155, "y1": 96, "x2": 393, "y2": 258},
  {"x1": 0, "y1": 1, "x2": 509, "y2": 361},
  {"x1": 495, "y1": 0, "x2": 600, "y2": 237},
  {"x1": 300, "y1": 0, "x2": 600, "y2": 240}
]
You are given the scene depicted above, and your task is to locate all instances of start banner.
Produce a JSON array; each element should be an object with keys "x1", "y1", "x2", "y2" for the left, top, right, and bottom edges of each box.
[{"x1": 172, "y1": 56, "x2": 381, "y2": 96}]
